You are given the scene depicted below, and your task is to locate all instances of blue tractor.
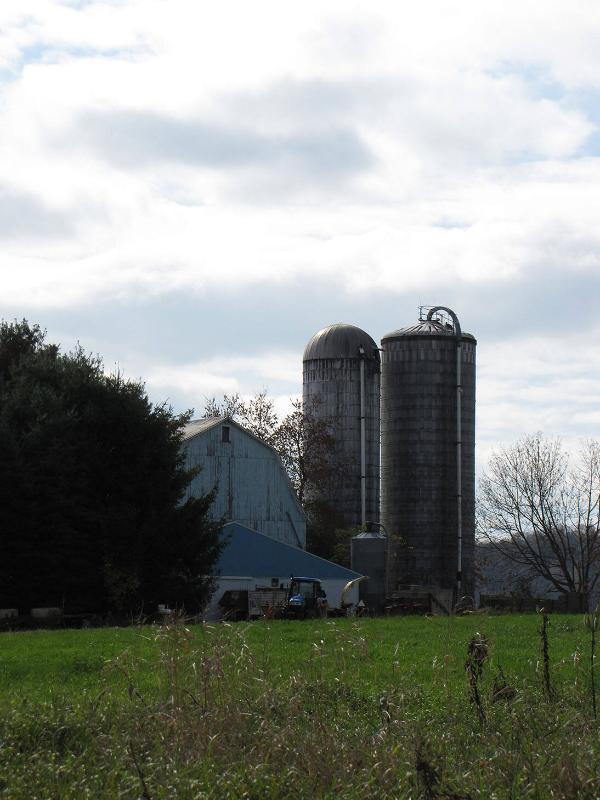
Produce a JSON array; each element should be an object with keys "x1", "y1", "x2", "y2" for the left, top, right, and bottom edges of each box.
[{"x1": 284, "y1": 576, "x2": 327, "y2": 619}]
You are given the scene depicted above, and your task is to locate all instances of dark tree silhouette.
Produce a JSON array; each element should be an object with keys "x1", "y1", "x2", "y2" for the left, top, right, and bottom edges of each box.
[{"x1": 0, "y1": 320, "x2": 222, "y2": 615}]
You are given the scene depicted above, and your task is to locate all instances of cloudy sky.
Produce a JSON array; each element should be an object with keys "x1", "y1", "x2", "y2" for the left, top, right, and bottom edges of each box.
[{"x1": 1, "y1": 0, "x2": 599, "y2": 468}]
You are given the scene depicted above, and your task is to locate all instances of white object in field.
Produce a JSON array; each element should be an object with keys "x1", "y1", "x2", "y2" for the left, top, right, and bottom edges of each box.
[{"x1": 31, "y1": 607, "x2": 62, "y2": 619}]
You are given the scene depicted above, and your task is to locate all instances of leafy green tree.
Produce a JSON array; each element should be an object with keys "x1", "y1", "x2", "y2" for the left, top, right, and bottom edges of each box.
[{"x1": 0, "y1": 320, "x2": 222, "y2": 615}]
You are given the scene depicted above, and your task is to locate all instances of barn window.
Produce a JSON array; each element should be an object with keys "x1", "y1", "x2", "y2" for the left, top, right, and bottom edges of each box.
[{"x1": 221, "y1": 425, "x2": 230, "y2": 443}]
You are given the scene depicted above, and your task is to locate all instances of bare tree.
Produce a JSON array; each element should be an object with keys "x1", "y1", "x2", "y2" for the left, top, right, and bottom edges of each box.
[
  {"x1": 202, "y1": 392, "x2": 336, "y2": 506},
  {"x1": 203, "y1": 393, "x2": 246, "y2": 419},
  {"x1": 202, "y1": 390, "x2": 278, "y2": 441},
  {"x1": 269, "y1": 397, "x2": 336, "y2": 506},
  {"x1": 478, "y1": 434, "x2": 600, "y2": 609},
  {"x1": 241, "y1": 390, "x2": 279, "y2": 442}
]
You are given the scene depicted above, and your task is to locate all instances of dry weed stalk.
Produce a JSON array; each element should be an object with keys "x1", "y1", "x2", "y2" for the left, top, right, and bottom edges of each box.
[
  {"x1": 465, "y1": 632, "x2": 488, "y2": 725},
  {"x1": 155, "y1": 616, "x2": 194, "y2": 708},
  {"x1": 415, "y1": 735, "x2": 472, "y2": 800},
  {"x1": 539, "y1": 611, "x2": 555, "y2": 701},
  {"x1": 491, "y1": 665, "x2": 516, "y2": 704},
  {"x1": 585, "y1": 607, "x2": 598, "y2": 719},
  {"x1": 415, "y1": 736, "x2": 440, "y2": 800},
  {"x1": 128, "y1": 740, "x2": 153, "y2": 800}
]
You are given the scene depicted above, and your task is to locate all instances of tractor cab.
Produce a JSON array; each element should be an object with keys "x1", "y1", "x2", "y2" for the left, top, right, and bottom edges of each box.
[{"x1": 285, "y1": 576, "x2": 325, "y2": 619}]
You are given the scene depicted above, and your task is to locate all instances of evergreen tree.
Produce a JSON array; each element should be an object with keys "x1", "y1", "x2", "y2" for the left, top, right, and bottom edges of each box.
[{"x1": 0, "y1": 320, "x2": 222, "y2": 615}]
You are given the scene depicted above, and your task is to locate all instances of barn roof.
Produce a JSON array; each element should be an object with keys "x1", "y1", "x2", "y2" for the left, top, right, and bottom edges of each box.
[
  {"x1": 183, "y1": 416, "x2": 275, "y2": 455},
  {"x1": 182, "y1": 416, "x2": 226, "y2": 441},
  {"x1": 218, "y1": 522, "x2": 362, "y2": 581}
]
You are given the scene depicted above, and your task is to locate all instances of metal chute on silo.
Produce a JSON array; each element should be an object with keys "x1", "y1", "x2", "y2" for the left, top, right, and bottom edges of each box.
[{"x1": 340, "y1": 575, "x2": 367, "y2": 607}]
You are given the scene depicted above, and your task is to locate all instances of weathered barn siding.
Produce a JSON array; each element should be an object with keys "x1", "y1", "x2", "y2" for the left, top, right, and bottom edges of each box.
[{"x1": 183, "y1": 418, "x2": 306, "y2": 548}]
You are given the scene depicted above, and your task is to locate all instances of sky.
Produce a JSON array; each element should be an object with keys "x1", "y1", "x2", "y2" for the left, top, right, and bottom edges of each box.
[{"x1": 1, "y1": 0, "x2": 599, "y2": 470}]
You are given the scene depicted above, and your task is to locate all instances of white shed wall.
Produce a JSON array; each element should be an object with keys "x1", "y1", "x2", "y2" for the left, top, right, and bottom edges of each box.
[{"x1": 204, "y1": 576, "x2": 359, "y2": 620}]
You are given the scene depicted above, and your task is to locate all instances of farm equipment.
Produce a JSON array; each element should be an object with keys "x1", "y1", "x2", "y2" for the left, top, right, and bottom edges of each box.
[
  {"x1": 248, "y1": 587, "x2": 287, "y2": 619},
  {"x1": 216, "y1": 575, "x2": 366, "y2": 621},
  {"x1": 385, "y1": 588, "x2": 433, "y2": 615},
  {"x1": 283, "y1": 577, "x2": 327, "y2": 619}
]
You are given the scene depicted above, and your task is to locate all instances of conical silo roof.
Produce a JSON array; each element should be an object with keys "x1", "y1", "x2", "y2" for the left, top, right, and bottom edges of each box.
[{"x1": 382, "y1": 319, "x2": 476, "y2": 343}]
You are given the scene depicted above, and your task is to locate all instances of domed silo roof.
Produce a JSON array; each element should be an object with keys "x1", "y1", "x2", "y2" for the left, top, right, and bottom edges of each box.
[
  {"x1": 303, "y1": 323, "x2": 380, "y2": 361},
  {"x1": 382, "y1": 319, "x2": 476, "y2": 343}
]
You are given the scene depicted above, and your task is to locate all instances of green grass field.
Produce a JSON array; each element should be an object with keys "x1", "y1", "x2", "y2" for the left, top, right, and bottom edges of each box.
[{"x1": 0, "y1": 614, "x2": 598, "y2": 798}]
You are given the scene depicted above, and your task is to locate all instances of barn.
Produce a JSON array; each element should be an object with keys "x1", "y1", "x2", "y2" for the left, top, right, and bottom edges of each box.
[
  {"x1": 182, "y1": 417, "x2": 363, "y2": 619},
  {"x1": 182, "y1": 416, "x2": 306, "y2": 548}
]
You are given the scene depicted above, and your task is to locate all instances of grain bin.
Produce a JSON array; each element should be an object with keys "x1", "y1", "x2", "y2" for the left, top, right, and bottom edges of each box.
[
  {"x1": 380, "y1": 307, "x2": 476, "y2": 600},
  {"x1": 303, "y1": 323, "x2": 380, "y2": 529},
  {"x1": 351, "y1": 530, "x2": 387, "y2": 610}
]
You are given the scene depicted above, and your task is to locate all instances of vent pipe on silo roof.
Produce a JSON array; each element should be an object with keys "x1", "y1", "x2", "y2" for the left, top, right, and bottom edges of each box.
[{"x1": 425, "y1": 305, "x2": 463, "y2": 599}]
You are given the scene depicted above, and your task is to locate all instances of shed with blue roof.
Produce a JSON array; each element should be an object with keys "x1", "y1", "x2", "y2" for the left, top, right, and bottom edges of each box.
[{"x1": 204, "y1": 522, "x2": 363, "y2": 620}]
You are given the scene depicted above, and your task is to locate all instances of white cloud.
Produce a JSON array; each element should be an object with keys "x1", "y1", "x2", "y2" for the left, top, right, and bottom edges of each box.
[
  {"x1": 143, "y1": 351, "x2": 301, "y2": 410},
  {"x1": 0, "y1": 4, "x2": 597, "y2": 305},
  {"x1": 1, "y1": 0, "x2": 599, "y2": 464},
  {"x1": 477, "y1": 330, "x2": 600, "y2": 467}
]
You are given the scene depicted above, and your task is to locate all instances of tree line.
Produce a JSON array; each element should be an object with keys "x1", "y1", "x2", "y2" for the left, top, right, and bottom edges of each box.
[{"x1": 0, "y1": 320, "x2": 222, "y2": 616}]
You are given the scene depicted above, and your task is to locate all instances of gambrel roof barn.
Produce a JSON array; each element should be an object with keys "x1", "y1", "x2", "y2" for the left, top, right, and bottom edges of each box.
[{"x1": 182, "y1": 416, "x2": 306, "y2": 548}]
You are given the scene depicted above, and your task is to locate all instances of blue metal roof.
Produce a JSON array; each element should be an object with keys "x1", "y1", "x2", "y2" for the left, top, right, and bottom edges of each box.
[{"x1": 217, "y1": 522, "x2": 362, "y2": 580}]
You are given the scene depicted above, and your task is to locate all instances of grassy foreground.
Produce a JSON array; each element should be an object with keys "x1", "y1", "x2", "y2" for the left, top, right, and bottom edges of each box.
[{"x1": 0, "y1": 614, "x2": 598, "y2": 798}]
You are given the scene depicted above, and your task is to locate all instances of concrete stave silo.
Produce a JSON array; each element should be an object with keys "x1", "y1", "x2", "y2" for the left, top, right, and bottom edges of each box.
[
  {"x1": 303, "y1": 323, "x2": 380, "y2": 530},
  {"x1": 380, "y1": 308, "x2": 476, "y2": 601}
]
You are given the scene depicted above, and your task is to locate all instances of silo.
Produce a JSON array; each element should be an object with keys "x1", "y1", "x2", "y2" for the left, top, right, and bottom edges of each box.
[
  {"x1": 303, "y1": 323, "x2": 380, "y2": 529},
  {"x1": 351, "y1": 531, "x2": 387, "y2": 610},
  {"x1": 380, "y1": 307, "x2": 476, "y2": 600}
]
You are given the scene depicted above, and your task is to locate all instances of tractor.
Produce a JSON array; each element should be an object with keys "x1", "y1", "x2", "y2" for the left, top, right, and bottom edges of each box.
[{"x1": 283, "y1": 576, "x2": 327, "y2": 619}]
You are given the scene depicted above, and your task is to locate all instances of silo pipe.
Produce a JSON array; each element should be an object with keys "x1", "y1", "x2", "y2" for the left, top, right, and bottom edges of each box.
[
  {"x1": 359, "y1": 347, "x2": 366, "y2": 529},
  {"x1": 426, "y1": 306, "x2": 463, "y2": 599}
]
